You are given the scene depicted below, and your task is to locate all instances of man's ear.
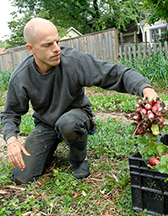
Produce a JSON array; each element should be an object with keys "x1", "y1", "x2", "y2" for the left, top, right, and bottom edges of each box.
[{"x1": 26, "y1": 43, "x2": 35, "y2": 54}]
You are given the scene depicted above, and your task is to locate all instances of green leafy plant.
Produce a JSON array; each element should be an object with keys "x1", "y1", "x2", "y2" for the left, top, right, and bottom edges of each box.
[
  {"x1": 89, "y1": 93, "x2": 136, "y2": 112},
  {"x1": 0, "y1": 159, "x2": 13, "y2": 186},
  {"x1": 19, "y1": 114, "x2": 35, "y2": 135},
  {"x1": 88, "y1": 118, "x2": 138, "y2": 158}
]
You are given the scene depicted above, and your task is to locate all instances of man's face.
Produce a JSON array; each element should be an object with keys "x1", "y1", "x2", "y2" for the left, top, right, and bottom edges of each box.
[{"x1": 29, "y1": 25, "x2": 61, "y2": 74}]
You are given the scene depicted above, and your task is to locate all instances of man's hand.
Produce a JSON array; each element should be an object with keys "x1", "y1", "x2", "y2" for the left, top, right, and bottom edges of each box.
[
  {"x1": 142, "y1": 87, "x2": 158, "y2": 101},
  {"x1": 7, "y1": 138, "x2": 31, "y2": 171},
  {"x1": 143, "y1": 87, "x2": 167, "y2": 110}
]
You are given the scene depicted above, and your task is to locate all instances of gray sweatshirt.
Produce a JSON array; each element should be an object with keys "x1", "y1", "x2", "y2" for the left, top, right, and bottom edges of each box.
[{"x1": 1, "y1": 46, "x2": 152, "y2": 141}]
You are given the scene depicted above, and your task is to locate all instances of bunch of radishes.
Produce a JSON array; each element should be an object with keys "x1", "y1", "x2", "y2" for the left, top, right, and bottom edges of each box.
[{"x1": 128, "y1": 96, "x2": 168, "y2": 135}]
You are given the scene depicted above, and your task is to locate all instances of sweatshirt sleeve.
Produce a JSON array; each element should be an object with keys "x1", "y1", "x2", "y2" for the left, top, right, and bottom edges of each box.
[
  {"x1": 78, "y1": 52, "x2": 152, "y2": 96},
  {"x1": 0, "y1": 80, "x2": 29, "y2": 141}
]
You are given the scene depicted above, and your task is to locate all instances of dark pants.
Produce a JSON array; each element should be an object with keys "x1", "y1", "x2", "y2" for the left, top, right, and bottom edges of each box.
[{"x1": 12, "y1": 109, "x2": 93, "y2": 184}]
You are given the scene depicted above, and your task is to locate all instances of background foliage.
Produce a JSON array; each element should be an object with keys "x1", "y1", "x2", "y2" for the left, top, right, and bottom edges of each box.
[
  {"x1": 142, "y1": 0, "x2": 168, "y2": 24},
  {"x1": 3, "y1": 0, "x2": 167, "y2": 48},
  {"x1": 4, "y1": 0, "x2": 145, "y2": 47}
]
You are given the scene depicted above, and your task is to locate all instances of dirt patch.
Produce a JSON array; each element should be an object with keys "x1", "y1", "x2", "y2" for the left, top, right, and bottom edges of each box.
[{"x1": 94, "y1": 111, "x2": 131, "y2": 123}]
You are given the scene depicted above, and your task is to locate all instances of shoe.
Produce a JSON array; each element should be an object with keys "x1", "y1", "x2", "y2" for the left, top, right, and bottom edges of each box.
[{"x1": 72, "y1": 159, "x2": 90, "y2": 179}]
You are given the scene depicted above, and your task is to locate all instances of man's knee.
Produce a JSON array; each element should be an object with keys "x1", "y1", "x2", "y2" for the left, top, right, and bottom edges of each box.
[
  {"x1": 55, "y1": 109, "x2": 90, "y2": 144},
  {"x1": 12, "y1": 167, "x2": 39, "y2": 184},
  {"x1": 56, "y1": 120, "x2": 85, "y2": 143}
]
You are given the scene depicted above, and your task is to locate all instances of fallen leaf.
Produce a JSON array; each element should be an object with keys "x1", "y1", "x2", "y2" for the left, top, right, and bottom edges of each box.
[
  {"x1": 12, "y1": 203, "x2": 18, "y2": 207},
  {"x1": 23, "y1": 212, "x2": 31, "y2": 216},
  {"x1": 23, "y1": 208, "x2": 40, "y2": 216},
  {"x1": 30, "y1": 209, "x2": 40, "y2": 216},
  {"x1": 100, "y1": 189, "x2": 106, "y2": 194},
  {"x1": 81, "y1": 190, "x2": 87, "y2": 197},
  {"x1": 0, "y1": 189, "x2": 8, "y2": 195},
  {"x1": 102, "y1": 215, "x2": 111, "y2": 216},
  {"x1": 53, "y1": 169, "x2": 58, "y2": 174},
  {"x1": 73, "y1": 192, "x2": 79, "y2": 199},
  {"x1": 34, "y1": 192, "x2": 47, "y2": 199},
  {"x1": 5, "y1": 185, "x2": 25, "y2": 191}
]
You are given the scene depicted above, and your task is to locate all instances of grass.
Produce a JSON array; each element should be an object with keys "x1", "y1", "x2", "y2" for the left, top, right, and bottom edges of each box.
[{"x1": 0, "y1": 52, "x2": 168, "y2": 215}]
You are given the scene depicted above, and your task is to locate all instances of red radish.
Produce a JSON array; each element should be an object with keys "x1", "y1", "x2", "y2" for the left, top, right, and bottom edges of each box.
[
  {"x1": 128, "y1": 113, "x2": 141, "y2": 120},
  {"x1": 128, "y1": 113, "x2": 132, "y2": 119},
  {"x1": 156, "y1": 156, "x2": 160, "y2": 160},
  {"x1": 144, "y1": 103, "x2": 152, "y2": 110},
  {"x1": 135, "y1": 113, "x2": 142, "y2": 121},
  {"x1": 137, "y1": 99, "x2": 144, "y2": 106},
  {"x1": 150, "y1": 97, "x2": 162, "y2": 105},
  {"x1": 134, "y1": 104, "x2": 142, "y2": 112},
  {"x1": 132, "y1": 113, "x2": 141, "y2": 121},
  {"x1": 143, "y1": 96, "x2": 149, "y2": 104},
  {"x1": 152, "y1": 103, "x2": 163, "y2": 115},
  {"x1": 139, "y1": 108, "x2": 147, "y2": 118},
  {"x1": 164, "y1": 153, "x2": 168, "y2": 156},
  {"x1": 137, "y1": 127, "x2": 146, "y2": 135},
  {"x1": 156, "y1": 116, "x2": 166, "y2": 126},
  {"x1": 149, "y1": 158, "x2": 160, "y2": 166},
  {"x1": 142, "y1": 120, "x2": 150, "y2": 129},
  {"x1": 150, "y1": 98, "x2": 157, "y2": 106},
  {"x1": 147, "y1": 110, "x2": 155, "y2": 120}
]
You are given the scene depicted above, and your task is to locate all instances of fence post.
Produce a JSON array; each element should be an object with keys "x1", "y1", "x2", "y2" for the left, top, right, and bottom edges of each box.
[
  {"x1": 153, "y1": 31, "x2": 156, "y2": 43},
  {"x1": 145, "y1": 32, "x2": 147, "y2": 53},
  {"x1": 134, "y1": 31, "x2": 137, "y2": 44},
  {"x1": 138, "y1": 43, "x2": 141, "y2": 60},
  {"x1": 133, "y1": 44, "x2": 136, "y2": 59},
  {"x1": 120, "y1": 33, "x2": 123, "y2": 58}
]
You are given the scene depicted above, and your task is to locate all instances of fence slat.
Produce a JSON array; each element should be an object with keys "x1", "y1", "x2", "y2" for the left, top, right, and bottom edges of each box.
[{"x1": 128, "y1": 46, "x2": 131, "y2": 60}]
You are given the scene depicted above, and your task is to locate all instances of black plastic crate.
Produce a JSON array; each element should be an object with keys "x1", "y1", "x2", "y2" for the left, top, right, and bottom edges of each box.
[{"x1": 129, "y1": 151, "x2": 168, "y2": 216}]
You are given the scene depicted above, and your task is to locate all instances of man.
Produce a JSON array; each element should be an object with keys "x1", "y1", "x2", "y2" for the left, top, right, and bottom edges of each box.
[{"x1": 1, "y1": 18, "x2": 158, "y2": 184}]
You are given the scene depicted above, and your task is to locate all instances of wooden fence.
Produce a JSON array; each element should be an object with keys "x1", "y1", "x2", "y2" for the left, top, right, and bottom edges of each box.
[
  {"x1": 119, "y1": 32, "x2": 168, "y2": 60},
  {"x1": 0, "y1": 46, "x2": 31, "y2": 71},
  {"x1": 0, "y1": 28, "x2": 118, "y2": 71}
]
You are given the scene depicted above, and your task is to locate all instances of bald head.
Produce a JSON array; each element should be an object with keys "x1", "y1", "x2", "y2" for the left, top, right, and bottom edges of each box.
[{"x1": 24, "y1": 18, "x2": 57, "y2": 44}]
